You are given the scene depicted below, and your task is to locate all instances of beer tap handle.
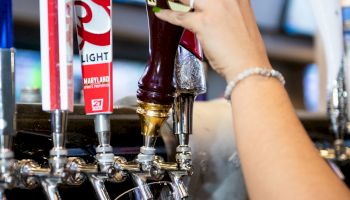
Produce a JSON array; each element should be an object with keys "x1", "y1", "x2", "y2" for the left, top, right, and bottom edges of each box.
[
  {"x1": 39, "y1": 1, "x2": 74, "y2": 198},
  {"x1": 74, "y1": 0, "x2": 114, "y2": 172},
  {"x1": 74, "y1": 0, "x2": 113, "y2": 116},
  {"x1": 40, "y1": 0, "x2": 74, "y2": 159},
  {"x1": 0, "y1": 0, "x2": 16, "y2": 194},
  {"x1": 136, "y1": 0, "x2": 184, "y2": 165},
  {"x1": 176, "y1": 32, "x2": 206, "y2": 95},
  {"x1": 174, "y1": 34, "x2": 206, "y2": 142},
  {"x1": 137, "y1": 0, "x2": 184, "y2": 105},
  {"x1": 40, "y1": 0, "x2": 74, "y2": 113}
]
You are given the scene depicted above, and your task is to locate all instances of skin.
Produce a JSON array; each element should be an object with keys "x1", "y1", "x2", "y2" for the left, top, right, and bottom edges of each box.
[{"x1": 155, "y1": 0, "x2": 350, "y2": 199}]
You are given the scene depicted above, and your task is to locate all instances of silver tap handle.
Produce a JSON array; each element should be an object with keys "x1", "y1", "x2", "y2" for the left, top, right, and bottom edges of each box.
[
  {"x1": 88, "y1": 175, "x2": 111, "y2": 200},
  {"x1": 328, "y1": 66, "x2": 348, "y2": 140},
  {"x1": 175, "y1": 46, "x2": 207, "y2": 95}
]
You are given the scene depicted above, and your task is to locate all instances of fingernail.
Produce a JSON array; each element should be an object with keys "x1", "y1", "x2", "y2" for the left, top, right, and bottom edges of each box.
[{"x1": 152, "y1": 6, "x2": 161, "y2": 13}]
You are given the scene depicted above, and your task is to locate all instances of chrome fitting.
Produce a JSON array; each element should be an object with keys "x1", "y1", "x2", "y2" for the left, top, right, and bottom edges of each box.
[
  {"x1": 95, "y1": 115, "x2": 113, "y2": 154},
  {"x1": 0, "y1": 149, "x2": 16, "y2": 190}
]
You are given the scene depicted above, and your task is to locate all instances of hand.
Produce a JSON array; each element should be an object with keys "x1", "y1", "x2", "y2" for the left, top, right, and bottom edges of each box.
[{"x1": 155, "y1": 0, "x2": 272, "y2": 81}]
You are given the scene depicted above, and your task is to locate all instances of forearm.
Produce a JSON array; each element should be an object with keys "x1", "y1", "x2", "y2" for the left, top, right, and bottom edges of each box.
[{"x1": 230, "y1": 75, "x2": 350, "y2": 200}]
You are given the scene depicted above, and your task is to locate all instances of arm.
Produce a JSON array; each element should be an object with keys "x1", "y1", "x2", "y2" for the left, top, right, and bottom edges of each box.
[
  {"x1": 231, "y1": 75, "x2": 349, "y2": 200},
  {"x1": 155, "y1": 0, "x2": 350, "y2": 199}
]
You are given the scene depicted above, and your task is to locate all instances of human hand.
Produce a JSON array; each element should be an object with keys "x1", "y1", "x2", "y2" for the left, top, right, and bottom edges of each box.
[{"x1": 155, "y1": 0, "x2": 272, "y2": 81}]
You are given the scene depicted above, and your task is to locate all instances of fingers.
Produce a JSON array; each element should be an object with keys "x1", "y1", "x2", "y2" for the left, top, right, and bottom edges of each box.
[
  {"x1": 171, "y1": 0, "x2": 205, "y2": 10},
  {"x1": 155, "y1": 9, "x2": 200, "y2": 32}
]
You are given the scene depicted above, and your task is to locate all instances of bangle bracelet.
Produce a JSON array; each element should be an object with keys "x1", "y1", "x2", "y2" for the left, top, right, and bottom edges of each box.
[{"x1": 224, "y1": 67, "x2": 285, "y2": 100}]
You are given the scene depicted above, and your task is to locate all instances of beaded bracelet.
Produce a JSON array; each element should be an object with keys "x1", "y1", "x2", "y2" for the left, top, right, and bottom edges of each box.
[{"x1": 224, "y1": 67, "x2": 286, "y2": 100}]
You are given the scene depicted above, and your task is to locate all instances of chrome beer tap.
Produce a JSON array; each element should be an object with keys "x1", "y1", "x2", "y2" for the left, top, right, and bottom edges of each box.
[
  {"x1": 0, "y1": 27, "x2": 16, "y2": 200},
  {"x1": 0, "y1": 0, "x2": 19, "y2": 199},
  {"x1": 12, "y1": 1, "x2": 76, "y2": 199},
  {"x1": 89, "y1": 115, "x2": 115, "y2": 200},
  {"x1": 131, "y1": 0, "x2": 185, "y2": 198},
  {"x1": 325, "y1": 65, "x2": 349, "y2": 160},
  {"x1": 74, "y1": 0, "x2": 119, "y2": 198},
  {"x1": 320, "y1": 1, "x2": 350, "y2": 161},
  {"x1": 170, "y1": 32, "x2": 206, "y2": 198},
  {"x1": 44, "y1": 110, "x2": 69, "y2": 200}
]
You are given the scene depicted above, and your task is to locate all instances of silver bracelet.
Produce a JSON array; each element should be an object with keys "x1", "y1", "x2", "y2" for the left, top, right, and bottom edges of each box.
[{"x1": 224, "y1": 67, "x2": 285, "y2": 100}]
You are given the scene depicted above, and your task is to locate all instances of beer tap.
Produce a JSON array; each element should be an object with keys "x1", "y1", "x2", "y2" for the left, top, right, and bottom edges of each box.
[
  {"x1": 326, "y1": 65, "x2": 349, "y2": 160},
  {"x1": 15, "y1": 1, "x2": 76, "y2": 199},
  {"x1": 0, "y1": 0, "x2": 17, "y2": 198},
  {"x1": 169, "y1": 30, "x2": 206, "y2": 199},
  {"x1": 321, "y1": 1, "x2": 350, "y2": 161},
  {"x1": 74, "y1": 1, "x2": 124, "y2": 199},
  {"x1": 132, "y1": 0, "x2": 184, "y2": 198}
]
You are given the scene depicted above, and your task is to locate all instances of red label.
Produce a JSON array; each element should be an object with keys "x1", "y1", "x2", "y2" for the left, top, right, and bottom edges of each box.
[{"x1": 82, "y1": 62, "x2": 113, "y2": 114}]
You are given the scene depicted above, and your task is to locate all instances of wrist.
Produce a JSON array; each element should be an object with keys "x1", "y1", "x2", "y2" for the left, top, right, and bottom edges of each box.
[
  {"x1": 223, "y1": 60, "x2": 272, "y2": 82},
  {"x1": 224, "y1": 67, "x2": 285, "y2": 100}
]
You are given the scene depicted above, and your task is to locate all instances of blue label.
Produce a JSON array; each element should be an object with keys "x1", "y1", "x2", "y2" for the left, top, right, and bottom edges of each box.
[{"x1": 0, "y1": 0, "x2": 13, "y2": 48}]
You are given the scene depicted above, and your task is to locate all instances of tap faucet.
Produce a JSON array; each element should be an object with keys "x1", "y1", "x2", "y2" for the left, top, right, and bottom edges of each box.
[
  {"x1": 31, "y1": 0, "x2": 75, "y2": 198},
  {"x1": 133, "y1": 0, "x2": 184, "y2": 198},
  {"x1": 170, "y1": 31, "x2": 206, "y2": 198},
  {"x1": 328, "y1": 65, "x2": 349, "y2": 160},
  {"x1": 0, "y1": 0, "x2": 17, "y2": 198},
  {"x1": 0, "y1": 49, "x2": 16, "y2": 198},
  {"x1": 73, "y1": 0, "x2": 116, "y2": 197}
]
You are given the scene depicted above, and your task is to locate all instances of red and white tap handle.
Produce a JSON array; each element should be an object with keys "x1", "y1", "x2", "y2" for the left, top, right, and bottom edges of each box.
[{"x1": 40, "y1": 0, "x2": 74, "y2": 112}]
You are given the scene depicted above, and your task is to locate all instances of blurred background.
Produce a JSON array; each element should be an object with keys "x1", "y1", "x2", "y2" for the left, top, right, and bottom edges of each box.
[{"x1": 13, "y1": 0, "x2": 320, "y2": 113}]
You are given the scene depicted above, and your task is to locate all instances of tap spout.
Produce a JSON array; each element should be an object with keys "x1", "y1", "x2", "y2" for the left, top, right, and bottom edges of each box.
[
  {"x1": 328, "y1": 66, "x2": 349, "y2": 160},
  {"x1": 130, "y1": 173, "x2": 153, "y2": 200},
  {"x1": 41, "y1": 179, "x2": 61, "y2": 200},
  {"x1": 88, "y1": 175, "x2": 111, "y2": 200},
  {"x1": 0, "y1": 190, "x2": 6, "y2": 200},
  {"x1": 168, "y1": 171, "x2": 189, "y2": 199}
]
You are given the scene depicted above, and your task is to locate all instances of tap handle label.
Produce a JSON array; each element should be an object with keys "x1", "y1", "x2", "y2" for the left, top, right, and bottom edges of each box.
[{"x1": 74, "y1": 0, "x2": 113, "y2": 114}]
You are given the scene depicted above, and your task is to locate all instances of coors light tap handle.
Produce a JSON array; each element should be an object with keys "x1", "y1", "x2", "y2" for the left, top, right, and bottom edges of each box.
[
  {"x1": 74, "y1": 0, "x2": 114, "y2": 174},
  {"x1": 74, "y1": 0, "x2": 113, "y2": 116}
]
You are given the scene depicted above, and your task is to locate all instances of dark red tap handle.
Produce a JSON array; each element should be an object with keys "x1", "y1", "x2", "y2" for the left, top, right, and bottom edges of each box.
[
  {"x1": 180, "y1": 30, "x2": 203, "y2": 60},
  {"x1": 137, "y1": 1, "x2": 184, "y2": 105}
]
